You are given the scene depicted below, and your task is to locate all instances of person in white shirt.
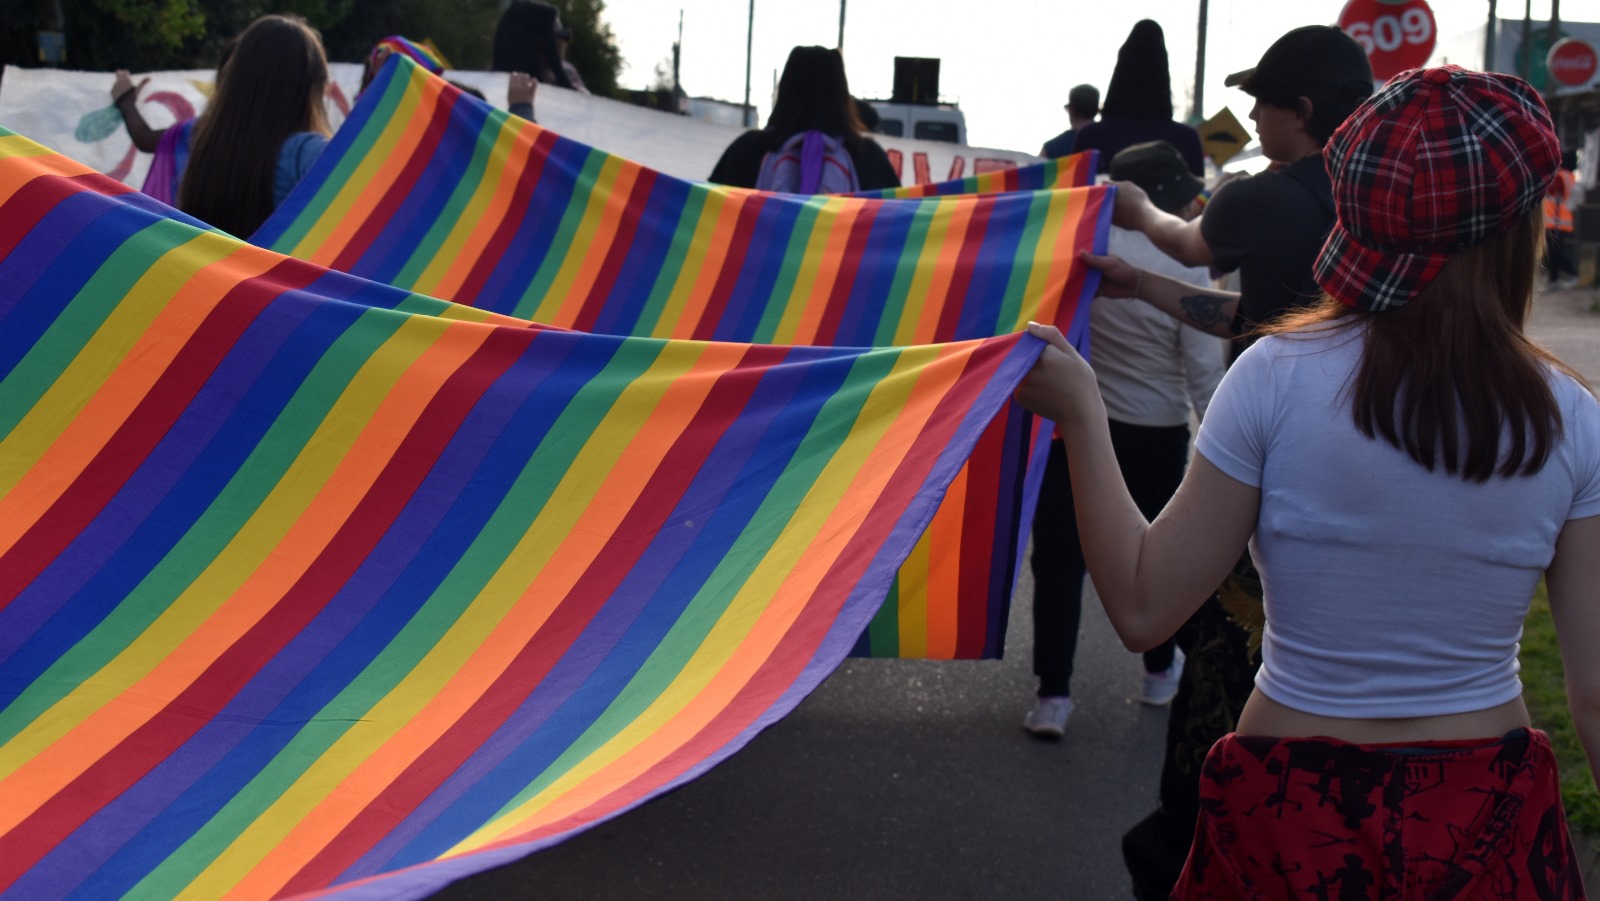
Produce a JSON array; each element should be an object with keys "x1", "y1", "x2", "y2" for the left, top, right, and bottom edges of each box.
[
  {"x1": 1024, "y1": 141, "x2": 1226, "y2": 739},
  {"x1": 1018, "y1": 67, "x2": 1600, "y2": 896}
]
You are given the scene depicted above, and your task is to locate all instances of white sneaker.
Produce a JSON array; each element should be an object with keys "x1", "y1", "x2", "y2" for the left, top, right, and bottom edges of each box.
[
  {"x1": 1140, "y1": 647, "x2": 1185, "y2": 706},
  {"x1": 1023, "y1": 696, "x2": 1074, "y2": 738}
]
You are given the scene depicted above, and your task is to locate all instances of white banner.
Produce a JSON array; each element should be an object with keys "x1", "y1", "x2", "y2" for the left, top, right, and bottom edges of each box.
[{"x1": 0, "y1": 64, "x2": 1039, "y2": 191}]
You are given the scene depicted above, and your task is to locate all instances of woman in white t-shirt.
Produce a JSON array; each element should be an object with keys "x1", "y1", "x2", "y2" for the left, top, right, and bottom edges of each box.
[{"x1": 1019, "y1": 66, "x2": 1600, "y2": 898}]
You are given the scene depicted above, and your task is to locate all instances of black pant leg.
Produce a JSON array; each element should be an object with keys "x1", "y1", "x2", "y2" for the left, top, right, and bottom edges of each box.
[
  {"x1": 1106, "y1": 420, "x2": 1191, "y2": 674},
  {"x1": 1029, "y1": 437, "x2": 1084, "y2": 697}
]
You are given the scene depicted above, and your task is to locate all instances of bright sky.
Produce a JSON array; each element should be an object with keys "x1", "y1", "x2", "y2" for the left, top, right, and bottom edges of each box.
[{"x1": 599, "y1": 0, "x2": 1600, "y2": 155}]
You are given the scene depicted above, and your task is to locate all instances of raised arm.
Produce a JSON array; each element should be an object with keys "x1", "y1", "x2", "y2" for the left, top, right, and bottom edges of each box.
[
  {"x1": 507, "y1": 71, "x2": 537, "y2": 122},
  {"x1": 1112, "y1": 180, "x2": 1213, "y2": 268},
  {"x1": 111, "y1": 70, "x2": 164, "y2": 153},
  {"x1": 1015, "y1": 323, "x2": 1258, "y2": 650},
  {"x1": 1546, "y1": 513, "x2": 1600, "y2": 787}
]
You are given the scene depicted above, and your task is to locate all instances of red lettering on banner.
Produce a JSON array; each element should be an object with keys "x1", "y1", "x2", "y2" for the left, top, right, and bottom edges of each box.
[
  {"x1": 945, "y1": 156, "x2": 966, "y2": 180},
  {"x1": 885, "y1": 148, "x2": 904, "y2": 180},
  {"x1": 913, "y1": 152, "x2": 932, "y2": 185}
]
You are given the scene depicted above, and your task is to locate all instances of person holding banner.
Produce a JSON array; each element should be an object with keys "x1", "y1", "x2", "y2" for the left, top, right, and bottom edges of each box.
[
  {"x1": 1019, "y1": 65, "x2": 1599, "y2": 897},
  {"x1": 1082, "y1": 25, "x2": 1377, "y2": 899},
  {"x1": 109, "y1": 39, "x2": 235, "y2": 206},
  {"x1": 492, "y1": 1, "x2": 586, "y2": 93},
  {"x1": 177, "y1": 14, "x2": 332, "y2": 237},
  {"x1": 1022, "y1": 141, "x2": 1223, "y2": 741}
]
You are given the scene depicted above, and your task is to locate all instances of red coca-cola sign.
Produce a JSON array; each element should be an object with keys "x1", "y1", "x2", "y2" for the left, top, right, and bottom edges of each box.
[
  {"x1": 1547, "y1": 38, "x2": 1599, "y2": 87},
  {"x1": 1339, "y1": 0, "x2": 1437, "y2": 81}
]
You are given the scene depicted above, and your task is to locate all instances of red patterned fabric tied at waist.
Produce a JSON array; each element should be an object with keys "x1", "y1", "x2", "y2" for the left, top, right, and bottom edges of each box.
[{"x1": 1175, "y1": 728, "x2": 1585, "y2": 900}]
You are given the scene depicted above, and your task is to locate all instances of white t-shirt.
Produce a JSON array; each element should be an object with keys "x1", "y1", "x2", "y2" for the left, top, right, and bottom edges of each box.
[
  {"x1": 1089, "y1": 229, "x2": 1227, "y2": 427},
  {"x1": 1195, "y1": 325, "x2": 1600, "y2": 718}
]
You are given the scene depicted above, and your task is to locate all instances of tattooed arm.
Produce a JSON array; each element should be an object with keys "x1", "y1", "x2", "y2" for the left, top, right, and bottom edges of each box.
[{"x1": 1078, "y1": 251, "x2": 1240, "y2": 339}]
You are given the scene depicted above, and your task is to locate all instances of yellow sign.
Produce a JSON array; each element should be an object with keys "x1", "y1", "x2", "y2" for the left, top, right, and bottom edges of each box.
[{"x1": 1199, "y1": 108, "x2": 1251, "y2": 166}]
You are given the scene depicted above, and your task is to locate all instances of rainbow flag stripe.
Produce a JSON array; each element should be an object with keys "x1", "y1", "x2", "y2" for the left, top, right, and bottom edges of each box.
[
  {"x1": 368, "y1": 35, "x2": 448, "y2": 76},
  {"x1": 0, "y1": 127, "x2": 1044, "y2": 899},
  {"x1": 255, "y1": 56, "x2": 1111, "y2": 659}
]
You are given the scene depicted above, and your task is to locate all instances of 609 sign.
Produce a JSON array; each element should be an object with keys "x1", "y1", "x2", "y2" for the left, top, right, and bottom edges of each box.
[{"x1": 1338, "y1": 0, "x2": 1437, "y2": 81}]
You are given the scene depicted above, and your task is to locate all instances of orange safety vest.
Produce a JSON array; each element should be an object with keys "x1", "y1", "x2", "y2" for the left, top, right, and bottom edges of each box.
[{"x1": 1544, "y1": 168, "x2": 1576, "y2": 233}]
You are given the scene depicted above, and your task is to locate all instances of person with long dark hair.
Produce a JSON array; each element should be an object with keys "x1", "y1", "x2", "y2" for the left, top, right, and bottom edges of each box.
[
  {"x1": 492, "y1": 1, "x2": 584, "y2": 93},
  {"x1": 708, "y1": 45, "x2": 899, "y2": 192},
  {"x1": 1071, "y1": 20, "x2": 1204, "y2": 175},
  {"x1": 178, "y1": 15, "x2": 331, "y2": 237},
  {"x1": 1019, "y1": 66, "x2": 1600, "y2": 897}
]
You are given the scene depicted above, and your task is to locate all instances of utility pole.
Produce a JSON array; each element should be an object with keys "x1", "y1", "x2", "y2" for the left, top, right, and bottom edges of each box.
[
  {"x1": 1193, "y1": 0, "x2": 1208, "y2": 122},
  {"x1": 672, "y1": 10, "x2": 682, "y2": 101},
  {"x1": 743, "y1": 0, "x2": 755, "y2": 127},
  {"x1": 1522, "y1": 0, "x2": 1532, "y2": 81},
  {"x1": 839, "y1": 0, "x2": 847, "y2": 51},
  {"x1": 1485, "y1": 0, "x2": 1497, "y2": 72}
]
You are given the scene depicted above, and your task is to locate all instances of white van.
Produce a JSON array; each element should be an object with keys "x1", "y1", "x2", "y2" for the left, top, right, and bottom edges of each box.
[{"x1": 867, "y1": 101, "x2": 967, "y2": 145}]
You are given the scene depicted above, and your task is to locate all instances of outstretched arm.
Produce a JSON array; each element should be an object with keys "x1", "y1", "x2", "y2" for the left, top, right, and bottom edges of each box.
[
  {"x1": 507, "y1": 71, "x2": 537, "y2": 122},
  {"x1": 1080, "y1": 250, "x2": 1241, "y2": 340},
  {"x1": 111, "y1": 70, "x2": 164, "y2": 153},
  {"x1": 1015, "y1": 323, "x2": 1258, "y2": 650},
  {"x1": 1546, "y1": 513, "x2": 1600, "y2": 787},
  {"x1": 1112, "y1": 180, "x2": 1213, "y2": 268}
]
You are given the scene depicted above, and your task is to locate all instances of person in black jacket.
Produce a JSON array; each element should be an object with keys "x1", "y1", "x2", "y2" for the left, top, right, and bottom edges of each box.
[{"x1": 708, "y1": 46, "x2": 900, "y2": 191}]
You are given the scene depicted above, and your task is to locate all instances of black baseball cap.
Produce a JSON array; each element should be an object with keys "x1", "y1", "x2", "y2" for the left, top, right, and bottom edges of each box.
[
  {"x1": 1109, "y1": 141, "x2": 1205, "y2": 214},
  {"x1": 1225, "y1": 25, "x2": 1372, "y2": 106}
]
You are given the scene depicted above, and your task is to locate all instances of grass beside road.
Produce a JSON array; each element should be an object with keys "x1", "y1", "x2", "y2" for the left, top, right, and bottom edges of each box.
[{"x1": 1523, "y1": 582, "x2": 1600, "y2": 833}]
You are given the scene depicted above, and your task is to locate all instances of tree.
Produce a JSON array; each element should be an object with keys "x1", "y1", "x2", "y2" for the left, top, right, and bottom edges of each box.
[
  {"x1": 547, "y1": 0, "x2": 622, "y2": 99},
  {"x1": 0, "y1": 0, "x2": 362, "y2": 73}
]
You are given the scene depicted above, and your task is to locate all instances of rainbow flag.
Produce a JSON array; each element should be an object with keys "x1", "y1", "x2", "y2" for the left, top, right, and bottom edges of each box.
[
  {"x1": 255, "y1": 56, "x2": 1112, "y2": 658},
  {"x1": 0, "y1": 127, "x2": 1044, "y2": 899}
]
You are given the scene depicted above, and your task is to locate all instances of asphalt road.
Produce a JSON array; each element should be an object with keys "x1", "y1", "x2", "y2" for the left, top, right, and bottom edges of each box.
[{"x1": 433, "y1": 570, "x2": 1168, "y2": 900}]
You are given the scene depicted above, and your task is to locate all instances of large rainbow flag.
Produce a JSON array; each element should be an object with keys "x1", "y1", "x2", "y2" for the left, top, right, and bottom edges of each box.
[
  {"x1": 0, "y1": 127, "x2": 1045, "y2": 899},
  {"x1": 255, "y1": 56, "x2": 1112, "y2": 659}
]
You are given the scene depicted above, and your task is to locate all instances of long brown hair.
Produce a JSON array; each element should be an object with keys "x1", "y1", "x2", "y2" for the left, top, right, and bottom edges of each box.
[
  {"x1": 179, "y1": 15, "x2": 330, "y2": 237},
  {"x1": 1267, "y1": 207, "x2": 1588, "y2": 481}
]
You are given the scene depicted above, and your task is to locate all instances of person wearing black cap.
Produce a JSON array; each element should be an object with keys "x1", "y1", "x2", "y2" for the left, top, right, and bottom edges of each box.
[
  {"x1": 1024, "y1": 141, "x2": 1225, "y2": 740},
  {"x1": 1085, "y1": 24, "x2": 1374, "y2": 353},
  {"x1": 1019, "y1": 64, "x2": 1598, "y2": 898},
  {"x1": 1040, "y1": 84, "x2": 1099, "y2": 159},
  {"x1": 1077, "y1": 25, "x2": 1376, "y2": 900}
]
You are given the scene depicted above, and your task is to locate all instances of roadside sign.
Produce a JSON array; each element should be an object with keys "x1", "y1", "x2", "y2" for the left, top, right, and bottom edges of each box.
[
  {"x1": 1548, "y1": 38, "x2": 1598, "y2": 88},
  {"x1": 1199, "y1": 108, "x2": 1251, "y2": 166},
  {"x1": 1338, "y1": 0, "x2": 1437, "y2": 82}
]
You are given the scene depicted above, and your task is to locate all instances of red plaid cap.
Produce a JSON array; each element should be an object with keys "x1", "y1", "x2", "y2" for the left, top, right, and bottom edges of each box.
[{"x1": 1314, "y1": 66, "x2": 1559, "y2": 312}]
